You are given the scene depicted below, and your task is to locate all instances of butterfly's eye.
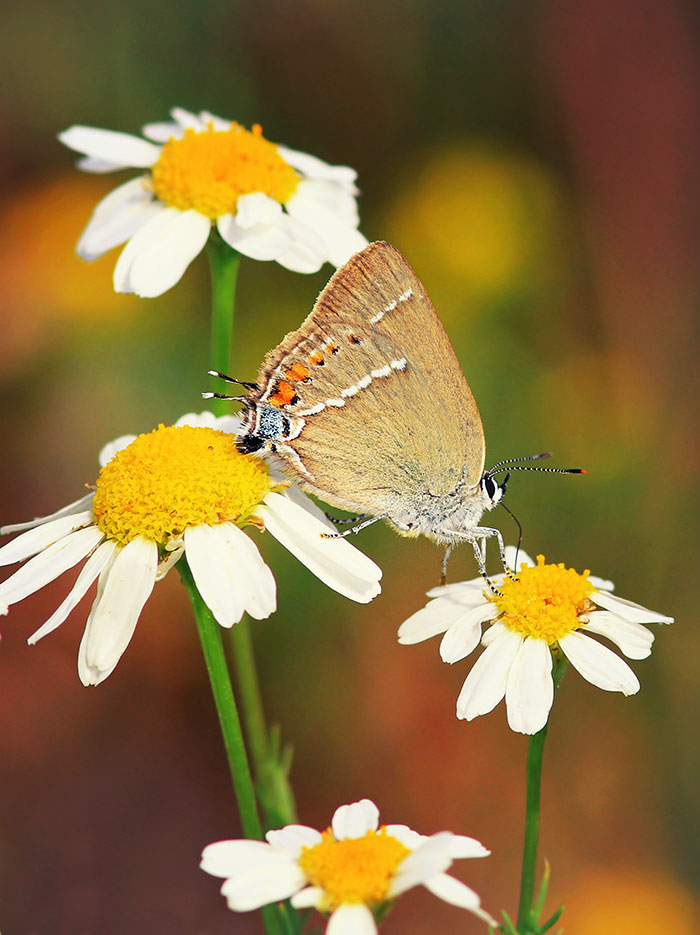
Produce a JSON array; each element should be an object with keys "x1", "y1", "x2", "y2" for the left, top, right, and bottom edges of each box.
[{"x1": 482, "y1": 474, "x2": 501, "y2": 503}]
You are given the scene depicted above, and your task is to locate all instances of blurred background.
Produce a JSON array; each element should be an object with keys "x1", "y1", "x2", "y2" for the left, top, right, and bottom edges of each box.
[{"x1": 0, "y1": 0, "x2": 698, "y2": 932}]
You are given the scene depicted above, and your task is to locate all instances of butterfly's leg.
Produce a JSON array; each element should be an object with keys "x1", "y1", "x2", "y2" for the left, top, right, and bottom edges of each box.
[
  {"x1": 324, "y1": 512, "x2": 369, "y2": 526},
  {"x1": 465, "y1": 536, "x2": 502, "y2": 595},
  {"x1": 440, "y1": 545, "x2": 453, "y2": 586},
  {"x1": 320, "y1": 516, "x2": 383, "y2": 539},
  {"x1": 475, "y1": 526, "x2": 517, "y2": 580}
]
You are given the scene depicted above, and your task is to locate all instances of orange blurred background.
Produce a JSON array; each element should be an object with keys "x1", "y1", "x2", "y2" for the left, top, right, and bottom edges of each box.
[{"x1": 0, "y1": 0, "x2": 698, "y2": 932}]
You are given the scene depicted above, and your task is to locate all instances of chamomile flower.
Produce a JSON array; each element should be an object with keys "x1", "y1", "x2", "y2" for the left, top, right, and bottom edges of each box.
[
  {"x1": 59, "y1": 107, "x2": 367, "y2": 296},
  {"x1": 201, "y1": 798, "x2": 495, "y2": 933},
  {"x1": 398, "y1": 548, "x2": 673, "y2": 735},
  {"x1": 0, "y1": 413, "x2": 381, "y2": 685}
]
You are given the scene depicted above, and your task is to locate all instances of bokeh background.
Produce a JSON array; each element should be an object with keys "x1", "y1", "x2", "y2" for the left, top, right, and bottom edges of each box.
[{"x1": 1, "y1": 0, "x2": 698, "y2": 932}]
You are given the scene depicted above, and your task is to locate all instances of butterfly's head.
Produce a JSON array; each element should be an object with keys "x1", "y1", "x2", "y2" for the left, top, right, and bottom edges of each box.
[{"x1": 480, "y1": 471, "x2": 509, "y2": 510}]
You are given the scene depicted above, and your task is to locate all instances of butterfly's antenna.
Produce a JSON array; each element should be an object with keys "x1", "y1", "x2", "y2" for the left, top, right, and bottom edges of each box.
[
  {"x1": 488, "y1": 452, "x2": 552, "y2": 473},
  {"x1": 207, "y1": 370, "x2": 259, "y2": 391},
  {"x1": 489, "y1": 464, "x2": 586, "y2": 477},
  {"x1": 499, "y1": 500, "x2": 523, "y2": 571},
  {"x1": 201, "y1": 392, "x2": 251, "y2": 402}
]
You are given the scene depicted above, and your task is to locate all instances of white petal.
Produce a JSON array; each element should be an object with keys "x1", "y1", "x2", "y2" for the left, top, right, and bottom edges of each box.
[
  {"x1": 184, "y1": 525, "x2": 245, "y2": 628},
  {"x1": 423, "y1": 873, "x2": 496, "y2": 924},
  {"x1": 447, "y1": 835, "x2": 490, "y2": 859},
  {"x1": 201, "y1": 839, "x2": 277, "y2": 877},
  {"x1": 0, "y1": 495, "x2": 94, "y2": 535},
  {"x1": 559, "y1": 631, "x2": 640, "y2": 694},
  {"x1": 0, "y1": 510, "x2": 94, "y2": 565},
  {"x1": 59, "y1": 126, "x2": 160, "y2": 167},
  {"x1": 480, "y1": 619, "x2": 508, "y2": 646},
  {"x1": 112, "y1": 205, "x2": 172, "y2": 290},
  {"x1": 118, "y1": 208, "x2": 211, "y2": 297},
  {"x1": 290, "y1": 180, "x2": 359, "y2": 226},
  {"x1": 198, "y1": 110, "x2": 231, "y2": 131},
  {"x1": 456, "y1": 629, "x2": 522, "y2": 721},
  {"x1": 28, "y1": 540, "x2": 116, "y2": 643},
  {"x1": 590, "y1": 589, "x2": 673, "y2": 624},
  {"x1": 582, "y1": 612, "x2": 655, "y2": 659},
  {"x1": 170, "y1": 107, "x2": 205, "y2": 131},
  {"x1": 216, "y1": 524, "x2": 277, "y2": 620},
  {"x1": 265, "y1": 825, "x2": 322, "y2": 856},
  {"x1": 399, "y1": 596, "x2": 470, "y2": 645},
  {"x1": 220, "y1": 858, "x2": 305, "y2": 911},
  {"x1": 235, "y1": 192, "x2": 283, "y2": 228},
  {"x1": 276, "y1": 145, "x2": 359, "y2": 190},
  {"x1": 389, "y1": 832, "x2": 454, "y2": 897},
  {"x1": 505, "y1": 637, "x2": 554, "y2": 734},
  {"x1": 327, "y1": 903, "x2": 377, "y2": 935},
  {"x1": 98, "y1": 434, "x2": 137, "y2": 467},
  {"x1": 426, "y1": 578, "x2": 489, "y2": 600},
  {"x1": 0, "y1": 526, "x2": 103, "y2": 606},
  {"x1": 286, "y1": 182, "x2": 367, "y2": 266},
  {"x1": 383, "y1": 825, "x2": 425, "y2": 849},
  {"x1": 76, "y1": 157, "x2": 124, "y2": 173},
  {"x1": 440, "y1": 604, "x2": 498, "y2": 663},
  {"x1": 217, "y1": 213, "x2": 292, "y2": 261},
  {"x1": 141, "y1": 121, "x2": 182, "y2": 143},
  {"x1": 274, "y1": 216, "x2": 326, "y2": 273},
  {"x1": 174, "y1": 412, "x2": 243, "y2": 434},
  {"x1": 256, "y1": 493, "x2": 381, "y2": 602},
  {"x1": 77, "y1": 178, "x2": 159, "y2": 261},
  {"x1": 588, "y1": 574, "x2": 614, "y2": 591},
  {"x1": 332, "y1": 799, "x2": 379, "y2": 840},
  {"x1": 80, "y1": 537, "x2": 157, "y2": 683},
  {"x1": 290, "y1": 886, "x2": 324, "y2": 909}
]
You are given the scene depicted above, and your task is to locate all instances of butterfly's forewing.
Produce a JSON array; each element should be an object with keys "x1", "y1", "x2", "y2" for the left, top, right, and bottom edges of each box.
[{"x1": 253, "y1": 242, "x2": 485, "y2": 515}]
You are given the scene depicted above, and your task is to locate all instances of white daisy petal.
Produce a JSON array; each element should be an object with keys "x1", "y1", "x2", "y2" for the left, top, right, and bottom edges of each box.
[
  {"x1": 201, "y1": 839, "x2": 278, "y2": 877},
  {"x1": 59, "y1": 126, "x2": 161, "y2": 168},
  {"x1": 81, "y1": 537, "x2": 158, "y2": 681},
  {"x1": 559, "y1": 631, "x2": 640, "y2": 695},
  {"x1": 77, "y1": 178, "x2": 160, "y2": 261},
  {"x1": 286, "y1": 182, "x2": 367, "y2": 266},
  {"x1": 439, "y1": 604, "x2": 499, "y2": 663},
  {"x1": 0, "y1": 510, "x2": 94, "y2": 565},
  {"x1": 332, "y1": 799, "x2": 379, "y2": 840},
  {"x1": 265, "y1": 825, "x2": 323, "y2": 855},
  {"x1": 447, "y1": 835, "x2": 490, "y2": 859},
  {"x1": 588, "y1": 574, "x2": 614, "y2": 591},
  {"x1": 28, "y1": 540, "x2": 117, "y2": 644},
  {"x1": 274, "y1": 216, "x2": 326, "y2": 273},
  {"x1": 389, "y1": 832, "x2": 454, "y2": 897},
  {"x1": 456, "y1": 628, "x2": 523, "y2": 720},
  {"x1": 277, "y1": 145, "x2": 359, "y2": 190},
  {"x1": 220, "y1": 858, "x2": 305, "y2": 911},
  {"x1": 290, "y1": 886, "x2": 324, "y2": 909},
  {"x1": 0, "y1": 525, "x2": 104, "y2": 606},
  {"x1": 423, "y1": 873, "x2": 496, "y2": 924},
  {"x1": 170, "y1": 107, "x2": 205, "y2": 131},
  {"x1": 0, "y1": 495, "x2": 94, "y2": 535},
  {"x1": 77, "y1": 157, "x2": 126, "y2": 173},
  {"x1": 505, "y1": 637, "x2": 554, "y2": 735},
  {"x1": 590, "y1": 589, "x2": 673, "y2": 624},
  {"x1": 218, "y1": 523, "x2": 277, "y2": 620},
  {"x1": 235, "y1": 192, "x2": 283, "y2": 228},
  {"x1": 141, "y1": 121, "x2": 182, "y2": 143},
  {"x1": 112, "y1": 205, "x2": 173, "y2": 292},
  {"x1": 582, "y1": 612, "x2": 655, "y2": 659},
  {"x1": 327, "y1": 904, "x2": 377, "y2": 935},
  {"x1": 504, "y1": 546, "x2": 535, "y2": 571},
  {"x1": 255, "y1": 493, "x2": 381, "y2": 603},
  {"x1": 425, "y1": 578, "x2": 489, "y2": 600},
  {"x1": 124, "y1": 208, "x2": 211, "y2": 297},
  {"x1": 398, "y1": 596, "x2": 477, "y2": 645},
  {"x1": 217, "y1": 213, "x2": 292, "y2": 261},
  {"x1": 480, "y1": 619, "x2": 508, "y2": 646},
  {"x1": 383, "y1": 825, "x2": 425, "y2": 850},
  {"x1": 198, "y1": 110, "x2": 231, "y2": 131},
  {"x1": 174, "y1": 412, "x2": 243, "y2": 434},
  {"x1": 184, "y1": 525, "x2": 245, "y2": 628},
  {"x1": 98, "y1": 435, "x2": 138, "y2": 467}
]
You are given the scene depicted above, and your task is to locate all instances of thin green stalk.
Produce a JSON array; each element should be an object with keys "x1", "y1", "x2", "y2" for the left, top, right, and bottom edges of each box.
[
  {"x1": 207, "y1": 238, "x2": 241, "y2": 416},
  {"x1": 516, "y1": 656, "x2": 568, "y2": 933},
  {"x1": 179, "y1": 558, "x2": 285, "y2": 935}
]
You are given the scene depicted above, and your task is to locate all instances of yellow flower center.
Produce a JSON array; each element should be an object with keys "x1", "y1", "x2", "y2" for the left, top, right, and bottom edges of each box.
[
  {"x1": 150, "y1": 123, "x2": 299, "y2": 218},
  {"x1": 298, "y1": 828, "x2": 410, "y2": 909},
  {"x1": 92, "y1": 424, "x2": 270, "y2": 545},
  {"x1": 492, "y1": 555, "x2": 594, "y2": 644}
]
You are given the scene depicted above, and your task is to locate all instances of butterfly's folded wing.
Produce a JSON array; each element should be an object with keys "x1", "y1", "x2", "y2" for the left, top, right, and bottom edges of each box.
[{"x1": 254, "y1": 241, "x2": 485, "y2": 514}]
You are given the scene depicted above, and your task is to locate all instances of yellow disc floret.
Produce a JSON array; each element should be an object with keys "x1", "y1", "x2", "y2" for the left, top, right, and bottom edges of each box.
[
  {"x1": 298, "y1": 828, "x2": 411, "y2": 910},
  {"x1": 151, "y1": 123, "x2": 299, "y2": 218},
  {"x1": 492, "y1": 555, "x2": 594, "y2": 645},
  {"x1": 92, "y1": 425, "x2": 270, "y2": 545}
]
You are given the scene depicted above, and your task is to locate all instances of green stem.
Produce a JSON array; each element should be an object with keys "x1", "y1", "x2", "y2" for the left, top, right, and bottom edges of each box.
[
  {"x1": 516, "y1": 656, "x2": 568, "y2": 933},
  {"x1": 207, "y1": 238, "x2": 241, "y2": 416},
  {"x1": 178, "y1": 559, "x2": 285, "y2": 935}
]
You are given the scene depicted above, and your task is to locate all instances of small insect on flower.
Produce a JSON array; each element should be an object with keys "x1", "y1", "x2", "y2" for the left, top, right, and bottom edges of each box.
[
  {"x1": 59, "y1": 107, "x2": 367, "y2": 296},
  {"x1": 399, "y1": 547, "x2": 673, "y2": 734},
  {"x1": 200, "y1": 798, "x2": 495, "y2": 933},
  {"x1": 0, "y1": 413, "x2": 381, "y2": 685}
]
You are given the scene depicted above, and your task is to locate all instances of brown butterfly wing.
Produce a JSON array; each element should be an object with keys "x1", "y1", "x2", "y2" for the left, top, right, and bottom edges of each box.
[{"x1": 255, "y1": 241, "x2": 485, "y2": 515}]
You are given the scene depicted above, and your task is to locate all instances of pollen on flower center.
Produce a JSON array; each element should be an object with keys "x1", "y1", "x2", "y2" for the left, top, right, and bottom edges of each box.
[
  {"x1": 92, "y1": 425, "x2": 270, "y2": 545},
  {"x1": 491, "y1": 555, "x2": 594, "y2": 644},
  {"x1": 298, "y1": 828, "x2": 410, "y2": 909},
  {"x1": 150, "y1": 123, "x2": 299, "y2": 218}
]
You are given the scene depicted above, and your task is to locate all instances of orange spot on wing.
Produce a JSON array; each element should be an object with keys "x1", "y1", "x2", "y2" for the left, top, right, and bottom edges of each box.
[
  {"x1": 286, "y1": 362, "x2": 310, "y2": 382},
  {"x1": 308, "y1": 351, "x2": 325, "y2": 366},
  {"x1": 269, "y1": 380, "x2": 297, "y2": 407},
  {"x1": 324, "y1": 342, "x2": 338, "y2": 355}
]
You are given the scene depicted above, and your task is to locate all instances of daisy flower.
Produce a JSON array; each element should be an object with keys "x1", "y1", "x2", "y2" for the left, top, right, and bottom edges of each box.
[
  {"x1": 59, "y1": 107, "x2": 367, "y2": 296},
  {"x1": 0, "y1": 413, "x2": 381, "y2": 685},
  {"x1": 398, "y1": 548, "x2": 673, "y2": 735},
  {"x1": 200, "y1": 797, "x2": 495, "y2": 933}
]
